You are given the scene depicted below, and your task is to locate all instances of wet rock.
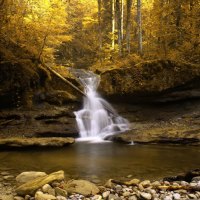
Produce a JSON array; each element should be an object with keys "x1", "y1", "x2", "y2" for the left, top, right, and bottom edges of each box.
[
  {"x1": 63, "y1": 179, "x2": 100, "y2": 196},
  {"x1": 125, "y1": 179, "x2": 140, "y2": 186},
  {"x1": 14, "y1": 196, "x2": 24, "y2": 200},
  {"x1": 3, "y1": 175, "x2": 15, "y2": 181},
  {"x1": 140, "y1": 180, "x2": 151, "y2": 188},
  {"x1": 108, "y1": 194, "x2": 120, "y2": 200},
  {"x1": 105, "y1": 179, "x2": 115, "y2": 188},
  {"x1": 35, "y1": 191, "x2": 56, "y2": 200},
  {"x1": 173, "y1": 193, "x2": 181, "y2": 200},
  {"x1": 16, "y1": 170, "x2": 64, "y2": 196},
  {"x1": 16, "y1": 172, "x2": 47, "y2": 184}
]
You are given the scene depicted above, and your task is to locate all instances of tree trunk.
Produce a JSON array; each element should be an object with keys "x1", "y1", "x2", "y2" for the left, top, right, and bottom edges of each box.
[
  {"x1": 97, "y1": 0, "x2": 103, "y2": 62},
  {"x1": 126, "y1": 0, "x2": 132, "y2": 54},
  {"x1": 137, "y1": 0, "x2": 142, "y2": 55},
  {"x1": 112, "y1": 0, "x2": 115, "y2": 50},
  {"x1": 116, "y1": 0, "x2": 122, "y2": 55}
]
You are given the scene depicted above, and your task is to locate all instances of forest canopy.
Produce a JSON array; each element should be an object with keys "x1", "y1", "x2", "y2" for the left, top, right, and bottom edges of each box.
[{"x1": 0, "y1": 0, "x2": 199, "y2": 68}]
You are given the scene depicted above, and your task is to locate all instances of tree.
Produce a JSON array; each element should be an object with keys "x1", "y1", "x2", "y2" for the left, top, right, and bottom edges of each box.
[{"x1": 137, "y1": 0, "x2": 142, "y2": 55}]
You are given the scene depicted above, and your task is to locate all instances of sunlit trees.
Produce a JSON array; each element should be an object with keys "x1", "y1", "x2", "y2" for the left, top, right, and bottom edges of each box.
[{"x1": 0, "y1": 0, "x2": 70, "y2": 63}]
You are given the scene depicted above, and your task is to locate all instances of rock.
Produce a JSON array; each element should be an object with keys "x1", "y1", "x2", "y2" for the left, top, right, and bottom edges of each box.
[
  {"x1": 0, "y1": 138, "x2": 75, "y2": 148},
  {"x1": 151, "y1": 181, "x2": 161, "y2": 187},
  {"x1": 163, "y1": 196, "x2": 172, "y2": 200},
  {"x1": 105, "y1": 179, "x2": 115, "y2": 188},
  {"x1": 140, "y1": 192, "x2": 152, "y2": 200},
  {"x1": 16, "y1": 170, "x2": 64, "y2": 196},
  {"x1": 123, "y1": 191, "x2": 130, "y2": 197},
  {"x1": 99, "y1": 60, "x2": 200, "y2": 103},
  {"x1": 92, "y1": 195, "x2": 102, "y2": 200},
  {"x1": 63, "y1": 179, "x2": 100, "y2": 196},
  {"x1": 56, "y1": 196, "x2": 67, "y2": 200},
  {"x1": 188, "y1": 194, "x2": 197, "y2": 199},
  {"x1": 3, "y1": 175, "x2": 15, "y2": 181},
  {"x1": 128, "y1": 195, "x2": 138, "y2": 200},
  {"x1": 0, "y1": 195, "x2": 14, "y2": 200},
  {"x1": 35, "y1": 191, "x2": 56, "y2": 200},
  {"x1": 125, "y1": 179, "x2": 140, "y2": 186},
  {"x1": 102, "y1": 191, "x2": 110, "y2": 198},
  {"x1": 140, "y1": 180, "x2": 151, "y2": 188},
  {"x1": 173, "y1": 193, "x2": 181, "y2": 200},
  {"x1": 42, "y1": 184, "x2": 52, "y2": 193},
  {"x1": 192, "y1": 176, "x2": 200, "y2": 182},
  {"x1": 24, "y1": 195, "x2": 31, "y2": 200},
  {"x1": 127, "y1": 175, "x2": 133, "y2": 178},
  {"x1": 16, "y1": 172, "x2": 47, "y2": 184},
  {"x1": 108, "y1": 194, "x2": 120, "y2": 200},
  {"x1": 14, "y1": 196, "x2": 24, "y2": 200},
  {"x1": 1, "y1": 172, "x2": 10, "y2": 176},
  {"x1": 55, "y1": 187, "x2": 67, "y2": 197}
]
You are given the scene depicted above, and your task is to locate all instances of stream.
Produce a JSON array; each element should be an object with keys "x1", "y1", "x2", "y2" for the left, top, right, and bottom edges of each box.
[{"x1": 0, "y1": 142, "x2": 200, "y2": 182}]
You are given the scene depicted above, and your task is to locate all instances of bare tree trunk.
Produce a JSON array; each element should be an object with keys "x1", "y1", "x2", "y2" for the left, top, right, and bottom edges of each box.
[
  {"x1": 137, "y1": 0, "x2": 142, "y2": 55},
  {"x1": 126, "y1": 0, "x2": 132, "y2": 54},
  {"x1": 97, "y1": 0, "x2": 103, "y2": 63},
  {"x1": 112, "y1": 0, "x2": 115, "y2": 50},
  {"x1": 116, "y1": 0, "x2": 122, "y2": 55}
]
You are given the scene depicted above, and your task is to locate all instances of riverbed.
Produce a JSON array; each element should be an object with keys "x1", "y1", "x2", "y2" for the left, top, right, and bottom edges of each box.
[{"x1": 0, "y1": 142, "x2": 200, "y2": 183}]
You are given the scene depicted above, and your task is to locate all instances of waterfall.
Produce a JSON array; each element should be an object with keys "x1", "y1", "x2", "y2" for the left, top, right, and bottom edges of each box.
[{"x1": 72, "y1": 69, "x2": 129, "y2": 140}]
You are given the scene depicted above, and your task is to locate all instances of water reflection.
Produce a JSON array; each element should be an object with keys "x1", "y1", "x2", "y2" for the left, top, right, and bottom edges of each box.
[{"x1": 0, "y1": 143, "x2": 200, "y2": 181}]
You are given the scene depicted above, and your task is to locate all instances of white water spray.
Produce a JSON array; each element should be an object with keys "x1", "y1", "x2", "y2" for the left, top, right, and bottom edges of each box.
[{"x1": 72, "y1": 69, "x2": 129, "y2": 140}]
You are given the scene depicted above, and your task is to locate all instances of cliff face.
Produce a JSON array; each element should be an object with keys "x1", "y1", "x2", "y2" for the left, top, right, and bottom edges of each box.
[{"x1": 99, "y1": 60, "x2": 200, "y2": 102}]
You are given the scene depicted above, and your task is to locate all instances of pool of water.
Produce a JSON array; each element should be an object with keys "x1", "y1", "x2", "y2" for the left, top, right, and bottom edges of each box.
[{"x1": 0, "y1": 142, "x2": 200, "y2": 182}]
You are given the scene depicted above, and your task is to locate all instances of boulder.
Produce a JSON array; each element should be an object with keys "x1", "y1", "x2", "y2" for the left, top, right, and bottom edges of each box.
[
  {"x1": 99, "y1": 60, "x2": 200, "y2": 102},
  {"x1": 63, "y1": 180, "x2": 100, "y2": 196},
  {"x1": 16, "y1": 170, "x2": 64, "y2": 196},
  {"x1": 16, "y1": 172, "x2": 47, "y2": 184}
]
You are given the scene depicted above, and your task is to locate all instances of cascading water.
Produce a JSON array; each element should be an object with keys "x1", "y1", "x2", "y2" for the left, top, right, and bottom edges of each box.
[{"x1": 71, "y1": 69, "x2": 129, "y2": 140}]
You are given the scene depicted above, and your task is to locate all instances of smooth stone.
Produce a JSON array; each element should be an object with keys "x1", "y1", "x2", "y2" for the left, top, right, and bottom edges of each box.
[
  {"x1": 192, "y1": 176, "x2": 200, "y2": 182},
  {"x1": 108, "y1": 194, "x2": 120, "y2": 200},
  {"x1": 115, "y1": 185, "x2": 122, "y2": 192},
  {"x1": 56, "y1": 196, "x2": 67, "y2": 200},
  {"x1": 16, "y1": 172, "x2": 47, "y2": 184},
  {"x1": 24, "y1": 195, "x2": 31, "y2": 200},
  {"x1": 35, "y1": 191, "x2": 56, "y2": 200},
  {"x1": 123, "y1": 192, "x2": 130, "y2": 197},
  {"x1": 64, "y1": 179, "x2": 99, "y2": 196},
  {"x1": 14, "y1": 196, "x2": 24, "y2": 200},
  {"x1": 16, "y1": 170, "x2": 64, "y2": 196},
  {"x1": 151, "y1": 181, "x2": 160, "y2": 187},
  {"x1": 180, "y1": 181, "x2": 189, "y2": 186},
  {"x1": 0, "y1": 195, "x2": 14, "y2": 200},
  {"x1": 140, "y1": 192, "x2": 152, "y2": 200},
  {"x1": 188, "y1": 194, "x2": 197, "y2": 199},
  {"x1": 164, "y1": 196, "x2": 172, "y2": 200},
  {"x1": 92, "y1": 179, "x2": 101, "y2": 184},
  {"x1": 1, "y1": 172, "x2": 10, "y2": 176},
  {"x1": 140, "y1": 180, "x2": 151, "y2": 187},
  {"x1": 128, "y1": 195, "x2": 137, "y2": 200},
  {"x1": 104, "y1": 179, "x2": 115, "y2": 188},
  {"x1": 55, "y1": 187, "x2": 68, "y2": 197},
  {"x1": 3, "y1": 175, "x2": 15, "y2": 181},
  {"x1": 173, "y1": 193, "x2": 181, "y2": 200},
  {"x1": 127, "y1": 175, "x2": 133, "y2": 178},
  {"x1": 93, "y1": 195, "x2": 102, "y2": 200},
  {"x1": 102, "y1": 191, "x2": 110, "y2": 198},
  {"x1": 190, "y1": 182, "x2": 197, "y2": 187},
  {"x1": 125, "y1": 179, "x2": 140, "y2": 186},
  {"x1": 42, "y1": 184, "x2": 55, "y2": 195}
]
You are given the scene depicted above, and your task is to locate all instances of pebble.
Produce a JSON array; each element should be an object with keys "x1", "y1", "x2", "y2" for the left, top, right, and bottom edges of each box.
[
  {"x1": 14, "y1": 196, "x2": 24, "y2": 200},
  {"x1": 188, "y1": 193, "x2": 197, "y2": 199},
  {"x1": 140, "y1": 192, "x2": 152, "y2": 200},
  {"x1": 192, "y1": 176, "x2": 200, "y2": 182},
  {"x1": 1, "y1": 172, "x2": 10, "y2": 176},
  {"x1": 55, "y1": 187, "x2": 68, "y2": 197},
  {"x1": 92, "y1": 195, "x2": 102, "y2": 200},
  {"x1": 140, "y1": 180, "x2": 151, "y2": 188},
  {"x1": 3, "y1": 175, "x2": 15, "y2": 181},
  {"x1": 164, "y1": 196, "x2": 172, "y2": 200},
  {"x1": 126, "y1": 175, "x2": 133, "y2": 178},
  {"x1": 25, "y1": 195, "x2": 31, "y2": 200},
  {"x1": 173, "y1": 193, "x2": 181, "y2": 200},
  {"x1": 123, "y1": 191, "x2": 130, "y2": 197},
  {"x1": 102, "y1": 191, "x2": 110, "y2": 198},
  {"x1": 128, "y1": 195, "x2": 137, "y2": 200},
  {"x1": 108, "y1": 194, "x2": 119, "y2": 200},
  {"x1": 56, "y1": 196, "x2": 67, "y2": 200}
]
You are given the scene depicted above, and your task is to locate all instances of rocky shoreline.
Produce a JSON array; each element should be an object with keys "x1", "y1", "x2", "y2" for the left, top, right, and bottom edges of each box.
[{"x1": 1, "y1": 169, "x2": 200, "y2": 200}]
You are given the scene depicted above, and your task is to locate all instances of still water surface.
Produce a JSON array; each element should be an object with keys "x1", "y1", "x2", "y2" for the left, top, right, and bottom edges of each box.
[{"x1": 0, "y1": 142, "x2": 200, "y2": 182}]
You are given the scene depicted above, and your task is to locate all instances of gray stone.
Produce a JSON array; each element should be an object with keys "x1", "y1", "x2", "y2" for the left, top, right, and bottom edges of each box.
[
  {"x1": 173, "y1": 193, "x2": 181, "y2": 200},
  {"x1": 56, "y1": 196, "x2": 67, "y2": 200},
  {"x1": 102, "y1": 191, "x2": 110, "y2": 199},
  {"x1": 16, "y1": 172, "x2": 47, "y2": 184},
  {"x1": 140, "y1": 192, "x2": 152, "y2": 200},
  {"x1": 55, "y1": 187, "x2": 67, "y2": 197},
  {"x1": 35, "y1": 191, "x2": 56, "y2": 200},
  {"x1": 192, "y1": 176, "x2": 200, "y2": 182},
  {"x1": 63, "y1": 179, "x2": 99, "y2": 196}
]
